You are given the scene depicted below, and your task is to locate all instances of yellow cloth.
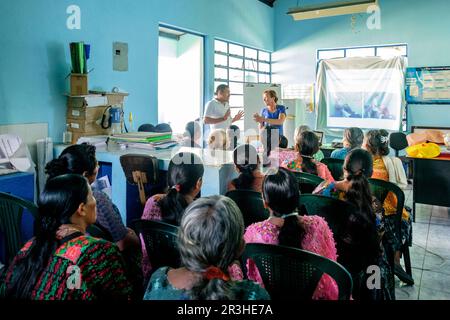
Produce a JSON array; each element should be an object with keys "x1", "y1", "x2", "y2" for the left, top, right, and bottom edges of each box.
[
  {"x1": 372, "y1": 157, "x2": 409, "y2": 221},
  {"x1": 406, "y1": 143, "x2": 441, "y2": 159}
]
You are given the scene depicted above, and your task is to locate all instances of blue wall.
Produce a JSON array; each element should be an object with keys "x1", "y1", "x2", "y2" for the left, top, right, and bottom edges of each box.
[
  {"x1": 273, "y1": 0, "x2": 450, "y2": 131},
  {"x1": 0, "y1": 0, "x2": 274, "y2": 140}
]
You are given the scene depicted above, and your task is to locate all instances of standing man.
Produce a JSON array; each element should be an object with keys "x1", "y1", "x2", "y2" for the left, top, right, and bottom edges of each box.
[{"x1": 204, "y1": 84, "x2": 244, "y2": 131}]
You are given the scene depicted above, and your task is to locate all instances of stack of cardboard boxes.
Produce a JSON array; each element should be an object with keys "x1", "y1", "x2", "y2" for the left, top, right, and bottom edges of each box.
[{"x1": 67, "y1": 74, "x2": 128, "y2": 143}]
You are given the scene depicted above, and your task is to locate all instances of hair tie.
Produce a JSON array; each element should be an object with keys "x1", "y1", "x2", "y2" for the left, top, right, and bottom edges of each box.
[
  {"x1": 171, "y1": 184, "x2": 181, "y2": 192},
  {"x1": 380, "y1": 136, "x2": 389, "y2": 144},
  {"x1": 301, "y1": 154, "x2": 314, "y2": 159},
  {"x1": 204, "y1": 266, "x2": 230, "y2": 282},
  {"x1": 281, "y1": 212, "x2": 299, "y2": 219}
]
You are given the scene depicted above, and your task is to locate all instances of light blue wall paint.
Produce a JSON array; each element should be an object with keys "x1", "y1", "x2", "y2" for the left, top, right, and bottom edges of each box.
[
  {"x1": 273, "y1": 0, "x2": 450, "y2": 131},
  {"x1": 0, "y1": 0, "x2": 274, "y2": 140}
]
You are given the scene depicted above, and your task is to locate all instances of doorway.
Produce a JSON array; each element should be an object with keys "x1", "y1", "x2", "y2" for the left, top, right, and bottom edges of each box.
[{"x1": 158, "y1": 26, "x2": 204, "y2": 134}]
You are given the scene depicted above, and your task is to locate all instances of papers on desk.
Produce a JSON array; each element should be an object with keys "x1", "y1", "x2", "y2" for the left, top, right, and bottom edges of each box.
[
  {"x1": 109, "y1": 132, "x2": 177, "y2": 150},
  {"x1": 77, "y1": 135, "x2": 109, "y2": 148}
]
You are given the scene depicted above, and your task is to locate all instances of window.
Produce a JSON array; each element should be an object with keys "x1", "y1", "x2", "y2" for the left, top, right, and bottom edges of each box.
[
  {"x1": 317, "y1": 44, "x2": 408, "y2": 61},
  {"x1": 214, "y1": 39, "x2": 272, "y2": 130}
]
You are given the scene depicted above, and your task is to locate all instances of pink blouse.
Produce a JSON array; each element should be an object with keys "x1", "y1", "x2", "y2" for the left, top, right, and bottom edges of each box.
[{"x1": 242, "y1": 215, "x2": 339, "y2": 300}]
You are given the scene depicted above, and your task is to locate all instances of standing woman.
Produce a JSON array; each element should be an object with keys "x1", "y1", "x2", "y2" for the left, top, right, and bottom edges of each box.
[{"x1": 253, "y1": 90, "x2": 287, "y2": 137}]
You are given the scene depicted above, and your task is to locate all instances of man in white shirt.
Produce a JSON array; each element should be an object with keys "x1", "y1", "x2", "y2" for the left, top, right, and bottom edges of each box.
[{"x1": 203, "y1": 84, "x2": 244, "y2": 131}]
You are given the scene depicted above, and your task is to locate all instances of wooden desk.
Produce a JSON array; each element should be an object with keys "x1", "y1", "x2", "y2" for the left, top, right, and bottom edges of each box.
[{"x1": 411, "y1": 154, "x2": 450, "y2": 218}]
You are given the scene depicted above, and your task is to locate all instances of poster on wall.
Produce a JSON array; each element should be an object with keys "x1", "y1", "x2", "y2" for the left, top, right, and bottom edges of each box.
[
  {"x1": 406, "y1": 67, "x2": 450, "y2": 104},
  {"x1": 316, "y1": 56, "x2": 406, "y2": 132}
]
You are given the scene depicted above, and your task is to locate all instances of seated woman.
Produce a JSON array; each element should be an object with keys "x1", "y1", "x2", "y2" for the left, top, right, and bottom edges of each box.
[
  {"x1": 0, "y1": 174, "x2": 132, "y2": 299},
  {"x1": 208, "y1": 129, "x2": 227, "y2": 150},
  {"x1": 282, "y1": 131, "x2": 334, "y2": 182},
  {"x1": 243, "y1": 168, "x2": 338, "y2": 300},
  {"x1": 270, "y1": 125, "x2": 324, "y2": 168},
  {"x1": 226, "y1": 125, "x2": 241, "y2": 151},
  {"x1": 45, "y1": 144, "x2": 139, "y2": 253},
  {"x1": 141, "y1": 152, "x2": 204, "y2": 281},
  {"x1": 331, "y1": 127, "x2": 364, "y2": 160},
  {"x1": 363, "y1": 129, "x2": 413, "y2": 285},
  {"x1": 228, "y1": 144, "x2": 264, "y2": 193},
  {"x1": 143, "y1": 195, "x2": 270, "y2": 300},
  {"x1": 313, "y1": 148, "x2": 393, "y2": 300},
  {"x1": 179, "y1": 121, "x2": 202, "y2": 148}
]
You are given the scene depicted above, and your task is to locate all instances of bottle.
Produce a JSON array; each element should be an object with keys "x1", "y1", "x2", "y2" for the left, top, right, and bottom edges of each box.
[
  {"x1": 128, "y1": 112, "x2": 134, "y2": 132},
  {"x1": 63, "y1": 124, "x2": 72, "y2": 144},
  {"x1": 110, "y1": 105, "x2": 122, "y2": 135}
]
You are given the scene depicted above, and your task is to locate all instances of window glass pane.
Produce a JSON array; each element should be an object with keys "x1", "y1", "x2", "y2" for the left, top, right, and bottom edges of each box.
[
  {"x1": 245, "y1": 48, "x2": 257, "y2": 60},
  {"x1": 346, "y1": 47, "x2": 375, "y2": 58},
  {"x1": 229, "y1": 95, "x2": 244, "y2": 108},
  {"x1": 214, "y1": 53, "x2": 227, "y2": 67},
  {"x1": 377, "y1": 45, "x2": 407, "y2": 57},
  {"x1": 245, "y1": 71, "x2": 258, "y2": 83},
  {"x1": 229, "y1": 43, "x2": 244, "y2": 56},
  {"x1": 259, "y1": 51, "x2": 270, "y2": 62},
  {"x1": 318, "y1": 50, "x2": 345, "y2": 60},
  {"x1": 229, "y1": 82, "x2": 243, "y2": 95},
  {"x1": 245, "y1": 59, "x2": 258, "y2": 71},
  {"x1": 259, "y1": 62, "x2": 270, "y2": 73},
  {"x1": 259, "y1": 73, "x2": 270, "y2": 83},
  {"x1": 229, "y1": 69, "x2": 243, "y2": 82},
  {"x1": 214, "y1": 40, "x2": 227, "y2": 53},
  {"x1": 229, "y1": 57, "x2": 243, "y2": 69},
  {"x1": 214, "y1": 67, "x2": 228, "y2": 80}
]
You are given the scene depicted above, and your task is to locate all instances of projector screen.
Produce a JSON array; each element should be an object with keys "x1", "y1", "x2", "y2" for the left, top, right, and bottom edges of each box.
[{"x1": 316, "y1": 56, "x2": 406, "y2": 133}]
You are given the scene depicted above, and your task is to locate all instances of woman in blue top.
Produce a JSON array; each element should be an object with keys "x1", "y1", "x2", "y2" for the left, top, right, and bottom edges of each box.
[{"x1": 253, "y1": 90, "x2": 286, "y2": 136}]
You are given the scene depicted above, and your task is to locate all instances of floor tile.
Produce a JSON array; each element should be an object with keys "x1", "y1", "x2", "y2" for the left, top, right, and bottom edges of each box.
[
  {"x1": 419, "y1": 287, "x2": 450, "y2": 300},
  {"x1": 423, "y1": 253, "x2": 450, "y2": 275},
  {"x1": 420, "y1": 270, "x2": 450, "y2": 294},
  {"x1": 411, "y1": 222, "x2": 430, "y2": 249},
  {"x1": 426, "y1": 225, "x2": 450, "y2": 259},
  {"x1": 396, "y1": 285, "x2": 420, "y2": 300}
]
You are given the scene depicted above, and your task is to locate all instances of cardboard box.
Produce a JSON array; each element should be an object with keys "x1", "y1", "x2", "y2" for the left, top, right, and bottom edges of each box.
[
  {"x1": 67, "y1": 117, "x2": 110, "y2": 134},
  {"x1": 70, "y1": 74, "x2": 88, "y2": 96},
  {"x1": 67, "y1": 95, "x2": 108, "y2": 108},
  {"x1": 67, "y1": 106, "x2": 108, "y2": 121},
  {"x1": 105, "y1": 92, "x2": 128, "y2": 106},
  {"x1": 70, "y1": 131, "x2": 108, "y2": 144}
]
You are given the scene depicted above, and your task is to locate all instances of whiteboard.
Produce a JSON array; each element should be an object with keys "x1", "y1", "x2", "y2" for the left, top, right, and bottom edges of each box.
[{"x1": 243, "y1": 83, "x2": 281, "y2": 136}]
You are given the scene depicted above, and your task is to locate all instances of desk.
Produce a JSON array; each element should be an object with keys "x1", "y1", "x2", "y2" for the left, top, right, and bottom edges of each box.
[
  {"x1": 54, "y1": 145, "x2": 237, "y2": 225},
  {"x1": 411, "y1": 154, "x2": 450, "y2": 217}
]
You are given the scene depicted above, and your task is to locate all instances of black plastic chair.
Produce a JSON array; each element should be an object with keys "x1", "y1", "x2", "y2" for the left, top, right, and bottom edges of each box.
[
  {"x1": 320, "y1": 158, "x2": 344, "y2": 181},
  {"x1": 132, "y1": 219, "x2": 180, "y2": 274},
  {"x1": 290, "y1": 171, "x2": 324, "y2": 194},
  {"x1": 120, "y1": 154, "x2": 161, "y2": 225},
  {"x1": 225, "y1": 190, "x2": 269, "y2": 227},
  {"x1": 242, "y1": 243, "x2": 353, "y2": 300},
  {"x1": 87, "y1": 222, "x2": 114, "y2": 242},
  {"x1": 389, "y1": 132, "x2": 409, "y2": 157},
  {"x1": 368, "y1": 178, "x2": 413, "y2": 283},
  {"x1": 0, "y1": 192, "x2": 38, "y2": 266},
  {"x1": 298, "y1": 194, "x2": 357, "y2": 268}
]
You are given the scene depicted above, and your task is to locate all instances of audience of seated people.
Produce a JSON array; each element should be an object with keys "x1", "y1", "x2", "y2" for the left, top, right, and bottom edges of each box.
[
  {"x1": 141, "y1": 152, "x2": 204, "y2": 282},
  {"x1": 228, "y1": 144, "x2": 264, "y2": 193},
  {"x1": 331, "y1": 127, "x2": 364, "y2": 160},
  {"x1": 363, "y1": 129, "x2": 413, "y2": 285},
  {"x1": 143, "y1": 195, "x2": 270, "y2": 300},
  {"x1": 0, "y1": 174, "x2": 133, "y2": 300},
  {"x1": 313, "y1": 148, "x2": 394, "y2": 299},
  {"x1": 238, "y1": 167, "x2": 338, "y2": 299},
  {"x1": 179, "y1": 121, "x2": 202, "y2": 148},
  {"x1": 282, "y1": 130, "x2": 334, "y2": 182}
]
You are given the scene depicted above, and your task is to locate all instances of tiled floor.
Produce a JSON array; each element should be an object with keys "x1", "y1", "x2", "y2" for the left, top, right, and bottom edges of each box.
[{"x1": 395, "y1": 185, "x2": 450, "y2": 300}]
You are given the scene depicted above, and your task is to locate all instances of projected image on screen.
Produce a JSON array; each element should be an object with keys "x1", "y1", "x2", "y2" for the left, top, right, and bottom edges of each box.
[
  {"x1": 324, "y1": 66, "x2": 403, "y2": 130},
  {"x1": 329, "y1": 94, "x2": 363, "y2": 119},
  {"x1": 363, "y1": 93, "x2": 397, "y2": 120}
]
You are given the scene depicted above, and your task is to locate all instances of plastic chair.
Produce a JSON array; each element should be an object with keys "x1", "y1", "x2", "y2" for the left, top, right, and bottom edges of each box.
[
  {"x1": 0, "y1": 192, "x2": 38, "y2": 266},
  {"x1": 320, "y1": 157, "x2": 344, "y2": 181},
  {"x1": 120, "y1": 154, "x2": 160, "y2": 225},
  {"x1": 368, "y1": 178, "x2": 413, "y2": 283},
  {"x1": 389, "y1": 132, "x2": 409, "y2": 157},
  {"x1": 132, "y1": 219, "x2": 180, "y2": 275},
  {"x1": 225, "y1": 190, "x2": 269, "y2": 227},
  {"x1": 298, "y1": 194, "x2": 358, "y2": 269},
  {"x1": 241, "y1": 243, "x2": 353, "y2": 300},
  {"x1": 290, "y1": 171, "x2": 324, "y2": 194},
  {"x1": 87, "y1": 222, "x2": 114, "y2": 242}
]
